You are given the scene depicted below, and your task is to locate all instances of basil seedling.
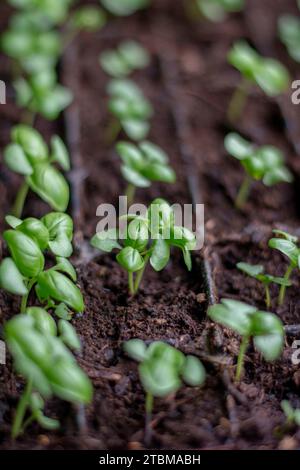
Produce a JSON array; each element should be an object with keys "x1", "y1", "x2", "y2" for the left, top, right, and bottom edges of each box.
[
  {"x1": 7, "y1": 0, "x2": 74, "y2": 26},
  {"x1": 91, "y1": 198, "x2": 196, "y2": 295},
  {"x1": 107, "y1": 79, "x2": 153, "y2": 141},
  {"x1": 224, "y1": 132, "x2": 293, "y2": 209},
  {"x1": 208, "y1": 299, "x2": 284, "y2": 381},
  {"x1": 196, "y1": 0, "x2": 244, "y2": 22},
  {"x1": 281, "y1": 401, "x2": 300, "y2": 427},
  {"x1": 227, "y1": 41, "x2": 290, "y2": 123},
  {"x1": 268, "y1": 230, "x2": 300, "y2": 306},
  {"x1": 100, "y1": 0, "x2": 149, "y2": 16},
  {"x1": 116, "y1": 141, "x2": 176, "y2": 204},
  {"x1": 0, "y1": 212, "x2": 83, "y2": 315},
  {"x1": 5, "y1": 312, "x2": 92, "y2": 438},
  {"x1": 124, "y1": 339, "x2": 205, "y2": 444},
  {"x1": 278, "y1": 15, "x2": 300, "y2": 63},
  {"x1": 100, "y1": 40, "x2": 150, "y2": 78},
  {"x1": 237, "y1": 262, "x2": 291, "y2": 309},
  {"x1": 4, "y1": 125, "x2": 70, "y2": 216}
]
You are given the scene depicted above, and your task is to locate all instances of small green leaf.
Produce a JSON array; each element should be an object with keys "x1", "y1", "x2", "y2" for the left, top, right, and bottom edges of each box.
[
  {"x1": 5, "y1": 215, "x2": 22, "y2": 229},
  {"x1": 254, "y1": 59, "x2": 290, "y2": 96},
  {"x1": 26, "y1": 307, "x2": 57, "y2": 336},
  {"x1": 71, "y1": 6, "x2": 106, "y2": 31},
  {"x1": 17, "y1": 217, "x2": 49, "y2": 250},
  {"x1": 12, "y1": 125, "x2": 48, "y2": 163},
  {"x1": 100, "y1": 50, "x2": 130, "y2": 78},
  {"x1": 150, "y1": 239, "x2": 170, "y2": 271},
  {"x1": 4, "y1": 230, "x2": 44, "y2": 278},
  {"x1": 237, "y1": 262, "x2": 264, "y2": 278},
  {"x1": 116, "y1": 246, "x2": 145, "y2": 272},
  {"x1": 51, "y1": 135, "x2": 70, "y2": 171},
  {"x1": 139, "y1": 141, "x2": 168, "y2": 164},
  {"x1": 58, "y1": 320, "x2": 81, "y2": 351},
  {"x1": 268, "y1": 238, "x2": 299, "y2": 266},
  {"x1": 182, "y1": 355, "x2": 206, "y2": 387},
  {"x1": 42, "y1": 212, "x2": 73, "y2": 258},
  {"x1": 224, "y1": 133, "x2": 253, "y2": 160},
  {"x1": 55, "y1": 303, "x2": 73, "y2": 321},
  {"x1": 122, "y1": 119, "x2": 150, "y2": 141},
  {"x1": 0, "y1": 257, "x2": 28, "y2": 295},
  {"x1": 124, "y1": 339, "x2": 147, "y2": 362},
  {"x1": 26, "y1": 163, "x2": 70, "y2": 212},
  {"x1": 55, "y1": 257, "x2": 77, "y2": 281},
  {"x1": 91, "y1": 229, "x2": 121, "y2": 253},
  {"x1": 121, "y1": 165, "x2": 150, "y2": 188},
  {"x1": 4, "y1": 143, "x2": 33, "y2": 175},
  {"x1": 37, "y1": 270, "x2": 84, "y2": 313},
  {"x1": 119, "y1": 41, "x2": 150, "y2": 69},
  {"x1": 208, "y1": 299, "x2": 255, "y2": 336}
]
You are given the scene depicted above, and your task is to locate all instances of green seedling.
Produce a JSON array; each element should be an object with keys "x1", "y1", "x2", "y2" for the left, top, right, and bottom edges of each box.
[
  {"x1": 107, "y1": 78, "x2": 153, "y2": 141},
  {"x1": 7, "y1": 0, "x2": 74, "y2": 26},
  {"x1": 91, "y1": 198, "x2": 196, "y2": 295},
  {"x1": 124, "y1": 339, "x2": 205, "y2": 445},
  {"x1": 196, "y1": 0, "x2": 244, "y2": 22},
  {"x1": 116, "y1": 141, "x2": 176, "y2": 204},
  {"x1": 237, "y1": 262, "x2": 291, "y2": 309},
  {"x1": 100, "y1": 40, "x2": 150, "y2": 78},
  {"x1": 281, "y1": 400, "x2": 300, "y2": 427},
  {"x1": 0, "y1": 212, "x2": 83, "y2": 316},
  {"x1": 4, "y1": 125, "x2": 70, "y2": 217},
  {"x1": 5, "y1": 311, "x2": 92, "y2": 438},
  {"x1": 227, "y1": 40, "x2": 290, "y2": 123},
  {"x1": 224, "y1": 132, "x2": 293, "y2": 209},
  {"x1": 100, "y1": 0, "x2": 149, "y2": 16},
  {"x1": 268, "y1": 230, "x2": 300, "y2": 306},
  {"x1": 208, "y1": 299, "x2": 284, "y2": 382},
  {"x1": 278, "y1": 15, "x2": 300, "y2": 63}
]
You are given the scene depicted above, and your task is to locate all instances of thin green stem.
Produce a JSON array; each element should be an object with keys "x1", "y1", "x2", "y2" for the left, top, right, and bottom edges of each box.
[
  {"x1": 235, "y1": 335, "x2": 250, "y2": 382},
  {"x1": 125, "y1": 184, "x2": 136, "y2": 207},
  {"x1": 265, "y1": 284, "x2": 271, "y2": 309},
  {"x1": 128, "y1": 272, "x2": 135, "y2": 296},
  {"x1": 12, "y1": 181, "x2": 29, "y2": 219},
  {"x1": 278, "y1": 263, "x2": 294, "y2": 306},
  {"x1": 227, "y1": 77, "x2": 251, "y2": 125},
  {"x1": 144, "y1": 391, "x2": 153, "y2": 447},
  {"x1": 12, "y1": 379, "x2": 33, "y2": 439},
  {"x1": 20, "y1": 279, "x2": 36, "y2": 313},
  {"x1": 235, "y1": 174, "x2": 252, "y2": 209},
  {"x1": 133, "y1": 253, "x2": 150, "y2": 294}
]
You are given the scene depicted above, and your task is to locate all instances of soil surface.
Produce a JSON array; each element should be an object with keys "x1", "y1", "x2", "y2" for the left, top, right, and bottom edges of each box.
[{"x1": 1, "y1": 0, "x2": 300, "y2": 450}]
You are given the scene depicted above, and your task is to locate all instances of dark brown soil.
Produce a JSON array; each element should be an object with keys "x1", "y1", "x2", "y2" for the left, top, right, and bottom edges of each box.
[{"x1": 1, "y1": 0, "x2": 300, "y2": 451}]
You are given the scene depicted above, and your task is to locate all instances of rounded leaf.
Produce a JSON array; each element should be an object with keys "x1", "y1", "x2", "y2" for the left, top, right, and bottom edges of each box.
[
  {"x1": 124, "y1": 339, "x2": 147, "y2": 362},
  {"x1": 116, "y1": 246, "x2": 145, "y2": 272},
  {"x1": 26, "y1": 307, "x2": 57, "y2": 336},
  {"x1": 4, "y1": 143, "x2": 33, "y2": 175},
  {"x1": 4, "y1": 230, "x2": 44, "y2": 278},
  {"x1": 37, "y1": 270, "x2": 84, "y2": 313},
  {"x1": 58, "y1": 320, "x2": 81, "y2": 351},
  {"x1": 0, "y1": 257, "x2": 28, "y2": 295},
  {"x1": 12, "y1": 125, "x2": 48, "y2": 163},
  {"x1": 17, "y1": 217, "x2": 49, "y2": 250},
  {"x1": 182, "y1": 356, "x2": 206, "y2": 387},
  {"x1": 51, "y1": 135, "x2": 70, "y2": 171}
]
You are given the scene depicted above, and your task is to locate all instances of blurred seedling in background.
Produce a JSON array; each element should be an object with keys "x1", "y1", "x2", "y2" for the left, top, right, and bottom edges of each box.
[
  {"x1": 0, "y1": 212, "x2": 84, "y2": 317},
  {"x1": 106, "y1": 78, "x2": 153, "y2": 141},
  {"x1": 2, "y1": 3, "x2": 106, "y2": 121},
  {"x1": 268, "y1": 230, "x2": 300, "y2": 306},
  {"x1": 208, "y1": 299, "x2": 284, "y2": 382},
  {"x1": 227, "y1": 41, "x2": 290, "y2": 123},
  {"x1": 4, "y1": 125, "x2": 70, "y2": 217},
  {"x1": 237, "y1": 262, "x2": 291, "y2": 309},
  {"x1": 100, "y1": 0, "x2": 150, "y2": 16},
  {"x1": 116, "y1": 141, "x2": 176, "y2": 204},
  {"x1": 91, "y1": 198, "x2": 196, "y2": 295},
  {"x1": 278, "y1": 14, "x2": 300, "y2": 63},
  {"x1": 195, "y1": 0, "x2": 244, "y2": 22},
  {"x1": 100, "y1": 40, "x2": 150, "y2": 78},
  {"x1": 281, "y1": 400, "x2": 300, "y2": 428},
  {"x1": 5, "y1": 311, "x2": 92, "y2": 438},
  {"x1": 124, "y1": 339, "x2": 205, "y2": 446},
  {"x1": 224, "y1": 133, "x2": 293, "y2": 209}
]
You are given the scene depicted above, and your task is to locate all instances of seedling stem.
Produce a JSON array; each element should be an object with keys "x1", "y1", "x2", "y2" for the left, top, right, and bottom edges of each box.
[
  {"x1": 265, "y1": 284, "x2": 271, "y2": 310},
  {"x1": 279, "y1": 262, "x2": 294, "y2": 306},
  {"x1": 12, "y1": 378, "x2": 33, "y2": 439},
  {"x1": 235, "y1": 174, "x2": 251, "y2": 209},
  {"x1": 145, "y1": 391, "x2": 153, "y2": 446},
  {"x1": 12, "y1": 182, "x2": 29, "y2": 219},
  {"x1": 235, "y1": 334, "x2": 249, "y2": 382},
  {"x1": 227, "y1": 77, "x2": 250, "y2": 124},
  {"x1": 125, "y1": 183, "x2": 136, "y2": 207},
  {"x1": 20, "y1": 279, "x2": 36, "y2": 314}
]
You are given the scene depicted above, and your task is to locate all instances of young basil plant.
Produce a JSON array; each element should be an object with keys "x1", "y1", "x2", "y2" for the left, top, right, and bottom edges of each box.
[
  {"x1": 278, "y1": 15, "x2": 300, "y2": 63},
  {"x1": 116, "y1": 141, "x2": 176, "y2": 204},
  {"x1": 227, "y1": 41, "x2": 290, "y2": 123},
  {"x1": 107, "y1": 79, "x2": 153, "y2": 141},
  {"x1": 208, "y1": 299, "x2": 284, "y2": 382},
  {"x1": 4, "y1": 125, "x2": 70, "y2": 217},
  {"x1": 100, "y1": 41, "x2": 150, "y2": 78},
  {"x1": 281, "y1": 400, "x2": 300, "y2": 427},
  {"x1": 91, "y1": 198, "x2": 196, "y2": 295},
  {"x1": 0, "y1": 212, "x2": 83, "y2": 316},
  {"x1": 7, "y1": 0, "x2": 74, "y2": 26},
  {"x1": 237, "y1": 262, "x2": 291, "y2": 309},
  {"x1": 224, "y1": 133, "x2": 293, "y2": 209},
  {"x1": 268, "y1": 230, "x2": 300, "y2": 306},
  {"x1": 5, "y1": 312, "x2": 92, "y2": 438},
  {"x1": 100, "y1": 0, "x2": 150, "y2": 16},
  {"x1": 196, "y1": 0, "x2": 244, "y2": 22},
  {"x1": 124, "y1": 339, "x2": 205, "y2": 444}
]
